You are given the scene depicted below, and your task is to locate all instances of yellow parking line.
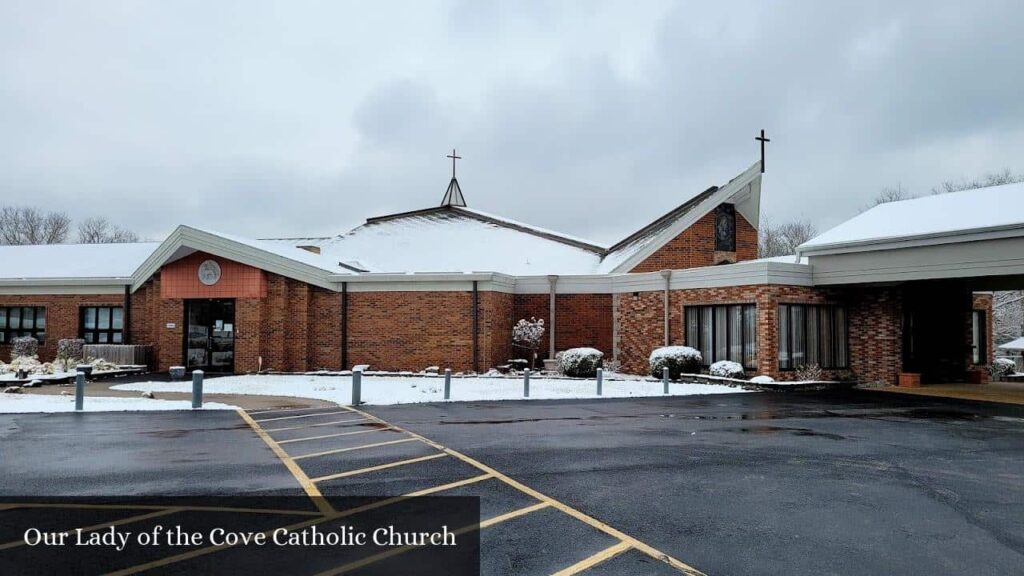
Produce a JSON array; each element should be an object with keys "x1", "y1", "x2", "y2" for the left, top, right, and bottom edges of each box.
[
  {"x1": 253, "y1": 410, "x2": 350, "y2": 423},
  {"x1": 311, "y1": 453, "x2": 447, "y2": 483},
  {"x1": 237, "y1": 409, "x2": 333, "y2": 516},
  {"x1": 292, "y1": 438, "x2": 418, "y2": 461},
  {"x1": 106, "y1": 473, "x2": 493, "y2": 575},
  {"x1": 336, "y1": 405, "x2": 705, "y2": 576},
  {"x1": 276, "y1": 426, "x2": 395, "y2": 445},
  {"x1": 0, "y1": 508, "x2": 183, "y2": 551},
  {"x1": 314, "y1": 501, "x2": 551, "y2": 576},
  {"x1": 550, "y1": 541, "x2": 632, "y2": 575},
  {"x1": 262, "y1": 418, "x2": 367, "y2": 433}
]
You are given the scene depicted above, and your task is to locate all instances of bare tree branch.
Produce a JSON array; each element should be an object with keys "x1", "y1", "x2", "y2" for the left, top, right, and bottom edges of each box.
[
  {"x1": 0, "y1": 206, "x2": 70, "y2": 245},
  {"x1": 758, "y1": 218, "x2": 818, "y2": 258},
  {"x1": 77, "y1": 216, "x2": 140, "y2": 244}
]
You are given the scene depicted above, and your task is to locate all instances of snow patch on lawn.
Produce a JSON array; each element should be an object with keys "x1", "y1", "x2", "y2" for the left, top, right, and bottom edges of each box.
[
  {"x1": 112, "y1": 374, "x2": 750, "y2": 406},
  {"x1": 0, "y1": 394, "x2": 237, "y2": 413}
]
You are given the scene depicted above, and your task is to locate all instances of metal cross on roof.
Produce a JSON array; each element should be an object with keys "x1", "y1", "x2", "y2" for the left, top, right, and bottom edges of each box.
[
  {"x1": 446, "y1": 148, "x2": 462, "y2": 179},
  {"x1": 755, "y1": 129, "x2": 770, "y2": 173}
]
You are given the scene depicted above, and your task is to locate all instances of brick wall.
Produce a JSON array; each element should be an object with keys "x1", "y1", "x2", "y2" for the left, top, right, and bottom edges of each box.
[
  {"x1": 0, "y1": 293, "x2": 125, "y2": 362},
  {"x1": 511, "y1": 293, "x2": 614, "y2": 364},
  {"x1": 615, "y1": 283, "x2": 906, "y2": 385},
  {"x1": 160, "y1": 251, "x2": 267, "y2": 299},
  {"x1": 629, "y1": 209, "x2": 758, "y2": 273}
]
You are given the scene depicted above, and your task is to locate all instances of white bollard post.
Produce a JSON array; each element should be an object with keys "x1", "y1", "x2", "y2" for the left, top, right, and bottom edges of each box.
[
  {"x1": 444, "y1": 368, "x2": 452, "y2": 400},
  {"x1": 596, "y1": 368, "x2": 603, "y2": 396},
  {"x1": 663, "y1": 366, "x2": 670, "y2": 394},
  {"x1": 524, "y1": 369, "x2": 531, "y2": 398}
]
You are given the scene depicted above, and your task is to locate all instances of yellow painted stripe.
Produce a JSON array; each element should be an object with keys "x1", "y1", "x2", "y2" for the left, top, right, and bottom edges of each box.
[
  {"x1": 292, "y1": 437, "x2": 417, "y2": 461},
  {"x1": 310, "y1": 453, "x2": 446, "y2": 483},
  {"x1": 337, "y1": 405, "x2": 706, "y2": 576},
  {"x1": 276, "y1": 426, "x2": 394, "y2": 445},
  {"x1": 550, "y1": 541, "x2": 632, "y2": 576},
  {"x1": 314, "y1": 501, "x2": 550, "y2": 576},
  {"x1": 0, "y1": 508, "x2": 183, "y2": 551},
  {"x1": 253, "y1": 410, "x2": 349, "y2": 423},
  {"x1": 237, "y1": 408, "x2": 333, "y2": 516},
  {"x1": 261, "y1": 417, "x2": 366, "y2": 433},
  {"x1": 479, "y1": 501, "x2": 550, "y2": 528},
  {"x1": 105, "y1": 473, "x2": 492, "y2": 575}
]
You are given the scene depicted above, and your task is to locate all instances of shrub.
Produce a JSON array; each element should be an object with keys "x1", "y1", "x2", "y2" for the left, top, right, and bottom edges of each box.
[
  {"x1": 709, "y1": 360, "x2": 745, "y2": 379},
  {"x1": 990, "y1": 357, "x2": 1016, "y2": 377},
  {"x1": 558, "y1": 347, "x2": 604, "y2": 378},
  {"x1": 795, "y1": 364, "x2": 825, "y2": 381},
  {"x1": 56, "y1": 338, "x2": 86, "y2": 370},
  {"x1": 649, "y1": 346, "x2": 702, "y2": 379},
  {"x1": 11, "y1": 337, "x2": 38, "y2": 361}
]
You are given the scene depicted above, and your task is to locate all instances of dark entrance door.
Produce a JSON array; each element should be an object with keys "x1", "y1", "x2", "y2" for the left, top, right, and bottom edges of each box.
[{"x1": 185, "y1": 299, "x2": 235, "y2": 372}]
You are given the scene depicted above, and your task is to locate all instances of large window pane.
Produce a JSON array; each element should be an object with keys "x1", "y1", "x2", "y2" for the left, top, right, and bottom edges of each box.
[
  {"x1": 10, "y1": 307, "x2": 21, "y2": 329},
  {"x1": 686, "y1": 308, "x2": 700, "y2": 350},
  {"x1": 806, "y1": 307, "x2": 820, "y2": 366},
  {"x1": 112, "y1": 308, "x2": 124, "y2": 330},
  {"x1": 84, "y1": 308, "x2": 97, "y2": 330},
  {"x1": 0, "y1": 306, "x2": 46, "y2": 343},
  {"x1": 743, "y1": 305, "x2": 757, "y2": 369},
  {"x1": 687, "y1": 304, "x2": 758, "y2": 368},
  {"x1": 778, "y1": 304, "x2": 848, "y2": 370},
  {"x1": 35, "y1": 308, "x2": 45, "y2": 329},
  {"x1": 791, "y1": 305, "x2": 806, "y2": 367},
  {"x1": 728, "y1": 305, "x2": 743, "y2": 363},
  {"x1": 699, "y1": 308, "x2": 713, "y2": 365},
  {"x1": 714, "y1": 306, "x2": 728, "y2": 363},
  {"x1": 80, "y1": 306, "x2": 124, "y2": 345},
  {"x1": 835, "y1": 307, "x2": 848, "y2": 368},
  {"x1": 98, "y1": 308, "x2": 110, "y2": 329}
]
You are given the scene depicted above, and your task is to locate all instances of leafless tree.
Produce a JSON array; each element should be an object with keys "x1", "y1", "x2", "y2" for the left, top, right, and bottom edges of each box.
[
  {"x1": 869, "y1": 183, "x2": 913, "y2": 208},
  {"x1": 0, "y1": 206, "x2": 71, "y2": 245},
  {"x1": 931, "y1": 169, "x2": 1024, "y2": 195},
  {"x1": 758, "y1": 218, "x2": 818, "y2": 258},
  {"x1": 77, "y1": 217, "x2": 141, "y2": 244}
]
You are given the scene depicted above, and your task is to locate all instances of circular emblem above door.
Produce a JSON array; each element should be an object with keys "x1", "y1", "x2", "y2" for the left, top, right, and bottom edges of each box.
[{"x1": 198, "y1": 259, "x2": 222, "y2": 286}]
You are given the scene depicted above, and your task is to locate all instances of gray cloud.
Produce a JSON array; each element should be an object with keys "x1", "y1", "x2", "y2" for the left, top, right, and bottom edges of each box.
[{"x1": 2, "y1": 0, "x2": 1022, "y2": 245}]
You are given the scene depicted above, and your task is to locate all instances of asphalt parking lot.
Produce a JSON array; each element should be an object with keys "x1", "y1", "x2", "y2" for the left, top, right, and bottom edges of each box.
[{"x1": 1, "y1": 391, "x2": 1023, "y2": 575}]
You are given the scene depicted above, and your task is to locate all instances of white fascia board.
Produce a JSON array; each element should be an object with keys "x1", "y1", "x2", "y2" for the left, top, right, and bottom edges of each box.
[
  {"x1": 798, "y1": 223, "x2": 1024, "y2": 257},
  {"x1": 328, "y1": 272, "x2": 517, "y2": 293},
  {"x1": 609, "y1": 161, "x2": 763, "y2": 273},
  {"x1": 131, "y1": 226, "x2": 340, "y2": 292}
]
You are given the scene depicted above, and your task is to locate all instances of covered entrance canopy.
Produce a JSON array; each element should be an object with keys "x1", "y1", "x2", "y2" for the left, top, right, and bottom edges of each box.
[{"x1": 798, "y1": 182, "x2": 1024, "y2": 385}]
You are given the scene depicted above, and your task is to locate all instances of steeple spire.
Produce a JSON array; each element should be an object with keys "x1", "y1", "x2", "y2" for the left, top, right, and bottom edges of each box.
[{"x1": 440, "y1": 148, "x2": 467, "y2": 207}]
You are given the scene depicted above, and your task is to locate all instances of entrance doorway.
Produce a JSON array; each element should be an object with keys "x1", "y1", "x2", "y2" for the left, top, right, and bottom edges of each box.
[{"x1": 185, "y1": 299, "x2": 235, "y2": 372}]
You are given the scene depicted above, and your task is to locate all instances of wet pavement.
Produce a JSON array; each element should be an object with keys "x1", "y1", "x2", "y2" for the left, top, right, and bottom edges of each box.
[{"x1": 365, "y1": 390, "x2": 1024, "y2": 576}]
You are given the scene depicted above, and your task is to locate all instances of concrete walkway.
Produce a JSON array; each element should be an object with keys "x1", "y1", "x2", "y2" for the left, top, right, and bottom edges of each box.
[{"x1": 869, "y1": 381, "x2": 1024, "y2": 405}]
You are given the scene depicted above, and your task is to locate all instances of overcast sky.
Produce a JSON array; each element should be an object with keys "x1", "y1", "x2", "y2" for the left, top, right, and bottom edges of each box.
[{"x1": 2, "y1": 1, "x2": 1022, "y2": 245}]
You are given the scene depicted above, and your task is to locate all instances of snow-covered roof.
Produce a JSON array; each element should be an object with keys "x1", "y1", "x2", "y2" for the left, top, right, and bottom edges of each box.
[
  {"x1": 800, "y1": 181, "x2": 1024, "y2": 254},
  {"x1": 0, "y1": 242, "x2": 158, "y2": 280},
  {"x1": 998, "y1": 337, "x2": 1024, "y2": 351},
  {"x1": 317, "y1": 206, "x2": 606, "y2": 275},
  {"x1": 179, "y1": 226, "x2": 349, "y2": 274}
]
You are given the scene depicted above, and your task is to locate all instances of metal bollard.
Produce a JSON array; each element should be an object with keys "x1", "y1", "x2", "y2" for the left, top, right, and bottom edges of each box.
[
  {"x1": 444, "y1": 368, "x2": 452, "y2": 400},
  {"x1": 596, "y1": 368, "x2": 603, "y2": 396},
  {"x1": 352, "y1": 369, "x2": 362, "y2": 406},
  {"x1": 662, "y1": 366, "x2": 670, "y2": 394},
  {"x1": 75, "y1": 371, "x2": 85, "y2": 411},
  {"x1": 192, "y1": 370, "x2": 204, "y2": 409},
  {"x1": 524, "y1": 369, "x2": 531, "y2": 398}
]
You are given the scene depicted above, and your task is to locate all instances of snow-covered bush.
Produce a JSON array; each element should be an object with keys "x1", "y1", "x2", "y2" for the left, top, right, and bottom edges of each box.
[
  {"x1": 709, "y1": 360, "x2": 745, "y2": 379},
  {"x1": 91, "y1": 358, "x2": 119, "y2": 372},
  {"x1": 512, "y1": 317, "x2": 545, "y2": 367},
  {"x1": 56, "y1": 338, "x2": 86, "y2": 370},
  {"x1": 990, "y1": 357, "x2": 1016, "y2": 377},
  {"x1": 649, "y1": 346, "x2": 702, "y2": 379},
  {"x1": 11, "y1": 337, "x2": 38, "y2": 361},
  {"x1": 795, "y1": 364, "x2": 825, "y2": 381},
  {"x1": 558, "y1": 347, "x2": 603, "y2": 378},
  {"x1": 750, "y1": 375, "x2": 775, "y2": 384}
]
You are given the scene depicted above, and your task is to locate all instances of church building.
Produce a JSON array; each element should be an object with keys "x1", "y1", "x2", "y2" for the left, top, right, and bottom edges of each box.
[{"x1": 0, "y1": 158, "x2": 1008, "y2": 387}]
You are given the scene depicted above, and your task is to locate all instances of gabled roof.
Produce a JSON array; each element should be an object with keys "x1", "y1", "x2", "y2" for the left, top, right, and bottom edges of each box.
[
  {"x1": 799, "y1": 180, "x2": 1024, "y2": 255},
  {"x1": 597, "y1": 160, "x2": 763, "y2": 272}
]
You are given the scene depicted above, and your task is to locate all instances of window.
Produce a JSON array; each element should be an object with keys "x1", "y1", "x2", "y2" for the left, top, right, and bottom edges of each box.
[
  {"x1": 971, "y1": 310, "x2": 986, "y2": 365},
  {"x1": 0, "y1": 306, "x2": 46, "y2": 343},
  {"x1": 778, "y1": 304, "x2": 848, "y2": 370},
  {"x1": 80, "y1": 306, "x2": 124, "y2": 344},
  {"x1": 714, "y1": 203, "x2": 736, "y2": 252},
  {"x1": 685, "y1": 304, "x2": 757, "y2": 369}
]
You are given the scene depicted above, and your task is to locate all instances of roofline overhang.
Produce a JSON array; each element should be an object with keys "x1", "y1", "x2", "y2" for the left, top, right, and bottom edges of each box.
[{"x1": 798, "y1": 222, "x2": 1024, "y2": 257}]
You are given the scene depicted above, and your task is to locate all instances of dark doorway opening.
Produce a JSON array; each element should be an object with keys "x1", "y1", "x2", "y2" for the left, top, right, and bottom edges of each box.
[
  {"x1": 902, "y1": 284, "x2": 970, "y2": 384},
  {"x1": 184, "y1": 299, "x2": 235, "y2": 373}
]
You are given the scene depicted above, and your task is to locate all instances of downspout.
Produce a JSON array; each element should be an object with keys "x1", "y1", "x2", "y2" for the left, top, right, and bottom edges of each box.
[
  {"x1": 547, "y1": 275, "x2": 558, "y2": 359},
  {"x1": 472, "y1": 281, "x2": 479, "y2": 373},
  {"x1": 123, "y1": 284, "x2": 132, "y2": 344},
  {"x1": 341, "y1": 282, "x2": 348, "y2": 370},
  {"x1": 661, "y1": 270, "x2": 672, "y2": 346}
]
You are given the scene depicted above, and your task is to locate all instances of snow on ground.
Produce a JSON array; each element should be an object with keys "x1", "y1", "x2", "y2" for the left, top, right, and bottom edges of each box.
[
  {"x1": 112, "y1": 374, "x2": 750, "y2": 406},
  {"x1": 0, "y1": 394, "x2": 237, "y2": 413}
]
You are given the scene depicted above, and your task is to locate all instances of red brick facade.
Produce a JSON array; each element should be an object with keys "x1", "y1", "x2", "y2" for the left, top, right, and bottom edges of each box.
[
  {"x1": 629, "y1": 210, "x2": 758, "y2": 273},
  {"x1": 0, "y1": 293, "x2": 124, "y2": 362},
  {"x1": 511, "y1": 293, "x2": 614, "y2": 364}
]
